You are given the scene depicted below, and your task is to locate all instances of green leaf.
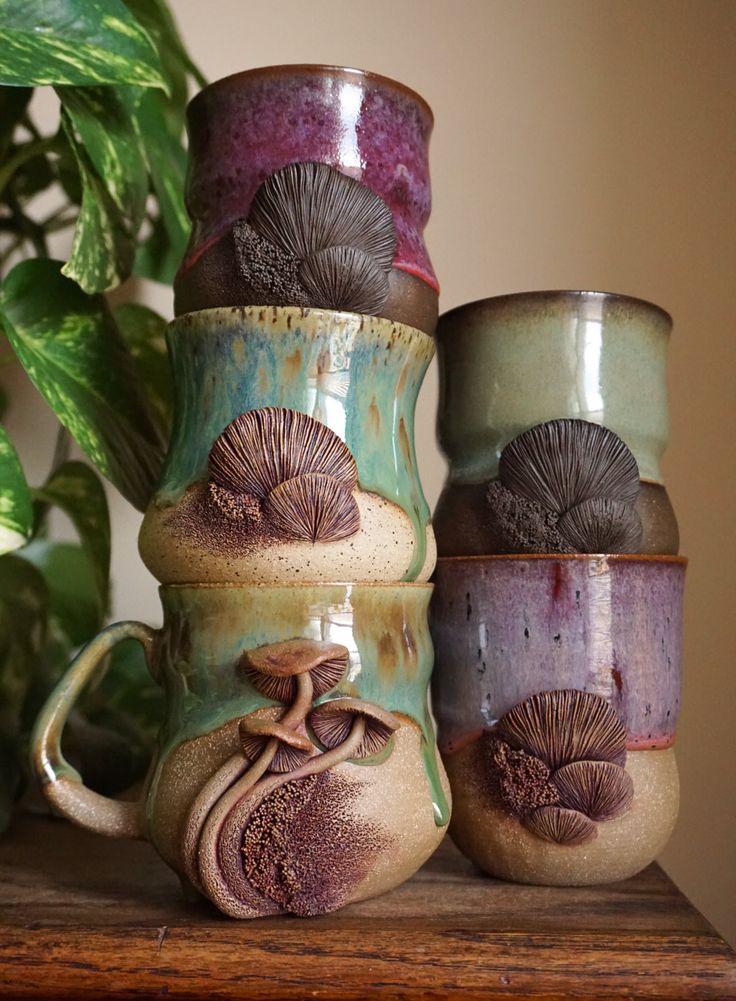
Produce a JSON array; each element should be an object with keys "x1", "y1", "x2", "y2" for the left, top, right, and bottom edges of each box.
[
  {"x1": 56, "y1": 85, "x2": 148, "y2": 223},
  {"x1": 33, "y1": 461, "x2": 111, "y2": 618},
  {"x1": 21, "y1": 540, "x2": 100, "y2": 646},
  {"x1": 0, "y1": 425, "x2": 32, "y2": 554},
  {"x1": 0, "y1": 553, "x2": 47, "y2": 734},
  {"x1": 0, "y1": 0, "x2": 168, "y2": 91},
  {"x1": 0, "y1": 259, "x2": 165, "y2": 510},
  {"x1": 115, "y1": 303, "x2": 173, "y2": 434},
  {"x1": 59, "y1": 106, "x2": 136, "y2": 293},
  {"x1": 135, "y1": 89, "x2": 189, "y2": 262},
  {"x1": 123, "y1": 0, "x2": 206, "y2": 131}
]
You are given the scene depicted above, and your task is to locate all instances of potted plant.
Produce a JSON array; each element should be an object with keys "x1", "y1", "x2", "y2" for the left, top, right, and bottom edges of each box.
[{"x1": 0, "y1": 0, "x2": 204, "y2": 829}]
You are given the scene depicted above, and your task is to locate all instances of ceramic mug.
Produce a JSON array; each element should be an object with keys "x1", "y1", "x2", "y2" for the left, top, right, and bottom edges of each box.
[
  {"x1": 33, "y1": 582, "x2": 450, "y2": 918},
  {"x1": 434, "y1": 291, "x2": 679, "y2": 555},
  {"x1": 139, "y1": 306, "x2": 436, "y2": 584},
  {"x1": 174, "y1": 65, "x2": 438, "y2": 335},
  {"x1": 430, "y1": 554, "x2": 686, "y2": 885}
]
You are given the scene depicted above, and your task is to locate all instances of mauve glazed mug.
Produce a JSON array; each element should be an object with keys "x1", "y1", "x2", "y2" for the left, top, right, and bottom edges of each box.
[
  {"x1": 138, "y1": 307, "x2": 436, "y2": 584},
  {"x1": 430, "y1": 554, "x2": 686, "y2": 885},
  {"x1": 434, "y1": 291, "x2": 679, "y2": 556},
  {"x1": 33, "y1": 583, "x2": 450, "y2": 919},
  {"x1": 174, "y1": 65, "x2": 439, "y2": 335}
]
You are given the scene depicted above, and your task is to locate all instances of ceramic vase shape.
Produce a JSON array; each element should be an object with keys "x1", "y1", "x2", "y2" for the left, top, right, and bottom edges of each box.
[
  {"x1": 33, "y1": 583, "x2": 450, "y2": 918},
  {"x1": 430, "y1": 554, "x2": 685, "y2": 885},
  {"x1": 434, "y1": 291, "x2": 679, "y2": 556},
  {"x1": 138, "y1": 306, "x2": 436, "y2": 584},
  {"x1": 174, "y1": 65, "x2": 439, "y2": 335}
]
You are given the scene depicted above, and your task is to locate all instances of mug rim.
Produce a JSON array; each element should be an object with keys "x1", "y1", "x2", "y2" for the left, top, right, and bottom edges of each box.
[
  {"x1": 168, "y1": 303, "x2": 432, "y2": 344},
  {"x1": 436, "y1": 553, "x2": 688, "y2": 566},
  {"x1": 438, "y1": 289, "x2": 672, "y2": 328},
  {"x1": 188, "y1": 64, "x2": 434, "y2": 124}
]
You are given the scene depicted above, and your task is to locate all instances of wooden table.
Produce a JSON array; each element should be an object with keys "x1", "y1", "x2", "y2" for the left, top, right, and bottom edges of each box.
[{"x1": 0, "y1": 813, "x2": 734, "y2": 1000}]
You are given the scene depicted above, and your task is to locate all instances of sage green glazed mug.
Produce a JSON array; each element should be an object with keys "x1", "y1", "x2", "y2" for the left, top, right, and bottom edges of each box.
[
  {"x1": 32, "y1": 583, "x2": 450, "y2": 919},
  {"x1": 139, "y1": 306, "x2": 436, "y2": 583},
  {"x1": 434, "y1": 291, "x2": 679, "y2": 556}
]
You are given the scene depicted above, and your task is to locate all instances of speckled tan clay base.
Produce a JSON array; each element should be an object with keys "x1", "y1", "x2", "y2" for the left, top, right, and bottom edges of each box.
[
  {"x1": 148, "y1": 716, "x2": 449, "y2": 911},
  {"x1": 139, "y1": 486, "x2": 436, "y2": 584},
  {"x1": 444, "y1": 741, "x2": 678, "y2": 885}
]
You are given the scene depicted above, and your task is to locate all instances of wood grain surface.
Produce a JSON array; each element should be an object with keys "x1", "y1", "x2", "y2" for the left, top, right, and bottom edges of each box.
[{"x1": 0, "y1": 813, "x2": 734, "y2": 1000}]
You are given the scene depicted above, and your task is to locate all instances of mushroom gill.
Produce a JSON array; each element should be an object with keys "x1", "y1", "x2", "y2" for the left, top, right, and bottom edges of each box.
[
  {"x1": 208, "y1": 407, "x2": 358, "y2": 500},
  {"x1": 552, "y1": 759, "x2": 634, "y2": 821},
  {"x1": 241, "y1": 638, "x2": 349, "y2": 704},
  {"x1": 263, "y1": 473, "x2": 360, "y2": 543},
  {"x1": 523, "y1": 805, "x2": 597, "y2": 846},
  {"x1": 498, "y1": 419, "x2": 640, "y2": 513},
  {"x1": 309, "y1": 698, "x2": 401, "y2": 759},
  {"x1": 495, "y1": 689, "x2": 628, "y2": 771},
  {"x1": 238, "y1": 717, "x2": 314, "y2": 774}
]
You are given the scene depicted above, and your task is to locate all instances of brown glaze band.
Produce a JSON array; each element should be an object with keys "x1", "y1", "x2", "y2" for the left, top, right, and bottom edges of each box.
[{"x1": 439, "y1": 289, "x2": 672, "y2": 328}]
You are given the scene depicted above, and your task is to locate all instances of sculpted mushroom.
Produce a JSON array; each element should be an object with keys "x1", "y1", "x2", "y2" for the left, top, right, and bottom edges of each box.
[
  {"x1": 238, "y1": 717, "x2": 314, "y2": 773},
  {"x1": 309, "y1": 698, "x2": 401, "y2": 760}
]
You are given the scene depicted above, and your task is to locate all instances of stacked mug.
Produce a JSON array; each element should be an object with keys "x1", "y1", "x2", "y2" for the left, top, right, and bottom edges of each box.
[
  {"x1": 33, "y1": 66, "x2": 450, "y2": 918},
  {"x1": 430, "y1": 291, "x2": 686, "y2": 885}
]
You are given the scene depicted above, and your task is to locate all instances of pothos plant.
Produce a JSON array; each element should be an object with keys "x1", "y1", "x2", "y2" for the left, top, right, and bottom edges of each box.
[{"x1": 0, "y1": 0, "x2": 205, "y2": 829}]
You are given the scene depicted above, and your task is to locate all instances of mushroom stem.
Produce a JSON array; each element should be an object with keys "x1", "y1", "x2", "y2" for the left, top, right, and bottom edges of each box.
[{"x1": 182, "y1": 671, "x2": 314, "y2": 890}]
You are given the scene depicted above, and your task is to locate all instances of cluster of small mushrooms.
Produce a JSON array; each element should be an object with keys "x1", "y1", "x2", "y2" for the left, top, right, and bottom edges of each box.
[{"x1": 485, "y1": 689, "x2": 634, "y2": 846}]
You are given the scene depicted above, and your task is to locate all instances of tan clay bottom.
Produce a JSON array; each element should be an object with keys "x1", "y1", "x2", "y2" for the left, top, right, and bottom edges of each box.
[
  {"x1": 139, "y1": 486, "x2": 436, "y2": 584},
  {"x1": 444, "y1": 742, "x2": 678, "y2": 885},
  {"x1": 147, "y1": 716, "x2": 449, "y2": 915}
]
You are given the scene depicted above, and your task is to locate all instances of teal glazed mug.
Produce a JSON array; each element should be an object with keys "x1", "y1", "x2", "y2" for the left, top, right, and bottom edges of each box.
[
  {"x1": 139, "y1": 306, "x2": 436, "y2": 584},
  {"x1": 434, "y1": 291, "x2": 679, "y2": 556},
  {"x1": 32, "y1": 583, "x2": 450, "y2": 919}
]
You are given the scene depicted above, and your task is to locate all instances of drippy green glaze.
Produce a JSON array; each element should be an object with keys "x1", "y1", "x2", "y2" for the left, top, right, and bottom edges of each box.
[
  {"x1": 157, "y1": 306, "x2": 434, "y2": 579},
  {"x1": 146, "y1": 583, "x2": 448, "y2": 829}
]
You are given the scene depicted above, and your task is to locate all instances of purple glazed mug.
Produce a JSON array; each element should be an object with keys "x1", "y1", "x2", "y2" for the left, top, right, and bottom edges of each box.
[
  {"x1": 430, "y1": 554, "x2": 686, "y2": 885},
  {"x1": 174, "y1": 65, "x2": 438, "y2": 335}
]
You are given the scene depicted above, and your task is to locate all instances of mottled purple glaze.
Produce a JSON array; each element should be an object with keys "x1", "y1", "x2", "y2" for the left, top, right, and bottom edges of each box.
[
  {"x1": 430, "y1": 555, "x2": 686, "y2": 753},
  {"x1": 179, "y1": 65, "x2": 436, "y2": 290}
]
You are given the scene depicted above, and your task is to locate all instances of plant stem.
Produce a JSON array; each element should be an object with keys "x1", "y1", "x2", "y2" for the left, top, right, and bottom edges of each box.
[{"x1": 0, "y1": 137, "x2": 56, "y2": 198}]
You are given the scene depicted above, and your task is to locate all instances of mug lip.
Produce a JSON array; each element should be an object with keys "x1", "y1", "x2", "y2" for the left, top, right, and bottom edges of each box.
[
  {"x1": 438, "y1": 290, "x2": 673, "y2": 328},
  {"x1": 159, "y1": 581, "x2": 434, "y2": 592},
  {"x1": 188, "y1": 64, "x2": 434, "y2": 124},
  {"x1": 168, "y1": 303, "x2": 432, "y2": 344},
  {"x1": 436, "y1": 553, "x2": 688, "y2": 566}
]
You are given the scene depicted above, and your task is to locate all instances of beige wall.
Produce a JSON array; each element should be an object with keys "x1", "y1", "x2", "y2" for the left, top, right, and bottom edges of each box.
[{"x1": 4, "y1": 0, "x2": 734, "y2": 944}]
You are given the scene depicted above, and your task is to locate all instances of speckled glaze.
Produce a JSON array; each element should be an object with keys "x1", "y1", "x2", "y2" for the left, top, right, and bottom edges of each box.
[
  {"x1": 435, "y1": 291, "x2": 679, "y2": 553},
  {"x1": 429, "y1": 554, "x2": 685, "y2": 885},
  {"x1": 430, "y1": 555, "x2": 686, "y2": 753},
  {"x1": 138, "y1": 307, "x2": 435, "y2": 583},
  {"x1": 32, "y1": 583, "x2": 450, "y2": 918},
  {"x1": 174, "y1": 65, "x2": 438, "y2": 332}
]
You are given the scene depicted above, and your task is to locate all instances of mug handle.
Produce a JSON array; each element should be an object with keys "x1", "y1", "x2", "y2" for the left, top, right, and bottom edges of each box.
[{"x1": 32, "y1": 620, "x2": 158, "y2": 839}]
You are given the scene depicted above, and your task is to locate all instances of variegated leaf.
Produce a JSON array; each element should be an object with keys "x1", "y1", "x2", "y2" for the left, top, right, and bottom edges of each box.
[
  {"x1": 59, "y1": 107, "x2": 136, "y2": 293},
  {"x1": 34, "y1": 460, "x2": 111, "y2": 619},
  {"x1": 21, "y1": 540, "x2": 100, "y2": 646},
  {"x1": 115, "y1": 303, "x2": 173, "y2": 434},
  {"x1": 56, "y1": 85, "x2": 148, "y2": 221},
  {"x1": 0, "y1": 0, "x2": 168, "y2": 91},
  {"x1": 0, "y1": 259, "x2": 165, "y2": 511},
  {"x1": 0, "y1": 426, "x2": 32, "y2": 555}
]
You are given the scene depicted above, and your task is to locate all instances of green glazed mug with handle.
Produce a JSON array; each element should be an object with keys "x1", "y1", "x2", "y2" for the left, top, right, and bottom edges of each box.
[{"x1": 32, "y1": 582, "x2": 450, "y2": 919}]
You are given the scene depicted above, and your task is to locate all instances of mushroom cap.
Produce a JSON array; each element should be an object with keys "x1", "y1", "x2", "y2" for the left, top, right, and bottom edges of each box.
[
  {"x1": 499, "y1": 418, "x2": 640, "y2": 513},
  {"x1": 208, "y1": 407, "x2": 358, "y2": 499},
  {"x1": 242, "y1": 638, "x2": 349, "y2": 703},
  {"x1": 495, "y1": 689, "x2": 628, "y2": 772},
  {"x1": 552, "y1": 759, "x2": 634, "y2": 821},
  {"x1": 248, "y1": 161, "x2": 396, "y2": 269},
  {"x1": 557, "y1": 497, "x2": 643, "y2": 554},
  {"x1": 238, "y1": 716, "x2": 314, "y2": 774},
  {"x1": 263, "y1": 473, "x2": 360, "y2": 543},
  {"x1": 309, "y1": 698, "x2": 401, "y2": 759},
  {"x1": 523, "y1": 805, "x2": 597, "y2": 846}
]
